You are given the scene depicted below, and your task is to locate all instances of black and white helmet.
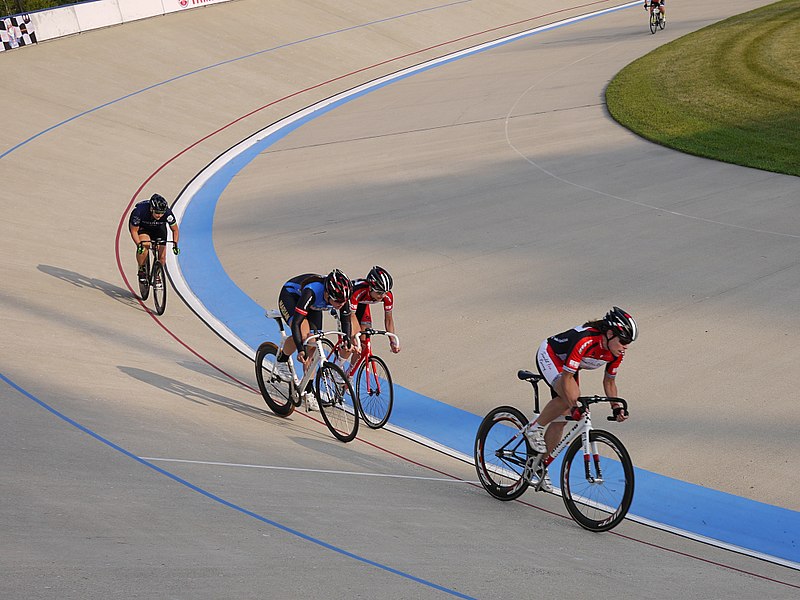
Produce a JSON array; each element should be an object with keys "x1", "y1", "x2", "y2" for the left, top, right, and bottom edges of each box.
[
  {"x1": 604, "y1": 306, "x2": 638, "y2": 343},
  {"x1": 149, "y1": 193, "x2": 169, "y2": 213},
  {"x1": 366, "y1": 265, "x2": 393, "y2": 293},
  {"x1": 325, "y1": 268, "x2": 351, "y2": 303}
]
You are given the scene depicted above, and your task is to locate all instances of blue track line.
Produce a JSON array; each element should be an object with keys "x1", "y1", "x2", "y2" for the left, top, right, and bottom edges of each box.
[
  {"x1": 0, "y1": 0, "x2": 473, "y2": 160},
  {"x1": 0, "y1": 371, "x2": 478, "y2": 599}
]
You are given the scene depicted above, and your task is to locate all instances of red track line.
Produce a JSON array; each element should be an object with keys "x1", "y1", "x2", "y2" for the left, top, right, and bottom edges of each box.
[{"x1": 113, "y1": 4, "x2": 798, "y2": 586}]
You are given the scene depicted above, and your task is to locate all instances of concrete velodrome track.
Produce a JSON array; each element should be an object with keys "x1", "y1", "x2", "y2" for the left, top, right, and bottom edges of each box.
[{"x1": 1, "y1": 0, "x2": 798, "y2": 598}]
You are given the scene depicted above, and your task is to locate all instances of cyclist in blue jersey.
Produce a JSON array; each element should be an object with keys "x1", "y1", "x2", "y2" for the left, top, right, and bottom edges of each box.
[
  {"x1": 128, "y1": 193, "x2": 180, "y2": 284},
  {"x1": 274, "y1": 269, "x2": 356, "y2": 382}
]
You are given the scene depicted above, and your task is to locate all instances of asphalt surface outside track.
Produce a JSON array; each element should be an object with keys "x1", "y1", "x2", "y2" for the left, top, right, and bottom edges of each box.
[{"x1": 1, "y1": 1, "x2": 798, "y2": 598}]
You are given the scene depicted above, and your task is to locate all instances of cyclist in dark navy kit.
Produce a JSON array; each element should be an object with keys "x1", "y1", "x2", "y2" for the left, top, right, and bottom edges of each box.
[
  {"x1": 273, "y1": 269, "x2": 356, "y2": 383},
  {"x1": 525, "y1": 307, "x2": 638, "y2": 492},
  {"x1": 128, "y1": 193, "x2": 180, "y2": 284},
  {"x1": 348, "y1": 266, "x2": 400, "y2": 354}
]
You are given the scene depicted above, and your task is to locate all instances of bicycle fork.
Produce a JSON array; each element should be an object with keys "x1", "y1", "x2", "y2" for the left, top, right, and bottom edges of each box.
[{"x1": 581, "y1": 429, "x2": 604, "y2": 484}]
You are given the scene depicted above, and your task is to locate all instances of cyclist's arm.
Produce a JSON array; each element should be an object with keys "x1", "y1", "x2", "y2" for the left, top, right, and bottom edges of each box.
[
  {"x1": 129, "y1": 223, "x2": 142, "y2": 245},
  {"x1": 169, "y1": 222, "x2": 179, "y2": 245},
  {"x1": 384, "y1": 311, "x2": 400, "y2": 352},
  {"x1": 339, "y1": 302, "x2": 354, "y2": 343},
  {"x1": 603, "y1": 374, "x2": 627, "y2": 422}
]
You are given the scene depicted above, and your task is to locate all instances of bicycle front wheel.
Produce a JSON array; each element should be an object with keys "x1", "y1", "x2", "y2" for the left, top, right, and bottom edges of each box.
[
  {"x1": 316, "y1": 362, "x2": 359, "y2": 442},
  {"x1": 255, "y1": 342, "x2": 295, "y2": 417},
  {"x1": 649, "y1": 12, "x2": 658, "y2": 34},
  {"x1": 152, "y1": 261, "x2": 167, "y2": 315},
  {"x1": 474, "y1": 406, "x2": 531, "y2": 501},
  {"x1": 560, "y1": 429, "x2": 634, "y2": 532},
  {"x1": 356, "y1": 356, "x2": 393, "y2": 429}
]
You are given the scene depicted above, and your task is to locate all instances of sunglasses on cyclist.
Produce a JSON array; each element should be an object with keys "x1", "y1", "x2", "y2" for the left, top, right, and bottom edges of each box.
[{"x1": 617, "y1": 335, "x2": 633, "y2": 345}]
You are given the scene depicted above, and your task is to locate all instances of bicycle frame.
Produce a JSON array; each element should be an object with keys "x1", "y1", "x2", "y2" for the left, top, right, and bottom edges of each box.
[
  {"x1": 517, "y1": 371, "x2": 628, "y2": 487},
  {"x1": 265, "y1": 309, "x2": 346, "y2": 404}
]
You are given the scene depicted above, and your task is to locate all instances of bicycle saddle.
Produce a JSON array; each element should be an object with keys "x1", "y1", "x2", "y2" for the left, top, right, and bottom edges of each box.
[{"x1": 517, "y1": 370, "x2": 544, "y2": 382}]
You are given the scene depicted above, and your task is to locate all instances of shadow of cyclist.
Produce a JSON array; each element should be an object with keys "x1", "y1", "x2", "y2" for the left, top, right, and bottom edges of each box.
[{"x1": 38, "y1": 264, "x2": 140, "y2": 309}]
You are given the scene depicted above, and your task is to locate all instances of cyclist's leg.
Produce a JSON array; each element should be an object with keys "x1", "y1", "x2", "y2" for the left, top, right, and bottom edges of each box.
[
  {"x1": 155, "y1": 224, "x2": 168, "y2": 265},
  {"x1": 136, "y1": 232, "x2": 151, "y2": 268},
  {"x1": 532, "y1": 340, "x2": 573, "y2": 451},
  {"x1": 353, "y1": 305, "x2": 372, "y2": 369},
  {"x1": 305, "y1": 310, "x2": 323, "y2": 363},
  {"x1": 278, "y1": 288, "x2": 299, "y2": 356}
]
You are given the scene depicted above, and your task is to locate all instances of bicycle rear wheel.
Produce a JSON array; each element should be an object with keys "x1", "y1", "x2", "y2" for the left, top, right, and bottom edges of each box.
[
  {"x1": 659, "y1": 12, "x2": 665, "y2": 30},
  {"x1": 474, "y1": 406, "x2": 531, "y2": 501},
  {"x1": 649, "y1": 12, "x2": 658, "y2": 34},
  {"x1": 356, "y1": 355, "x2": 393, "y2": 429},
  {"x1": 316, "y1": 362, "x2": 359, "y2": 442},
  {"x1": 152, "y1": 261, "x2": 167, "y2": 315},
  {"x1": 255, "y1": 342, "x2": 295, "y2": 417},
  {"x1": 560, "y1": 429, "x2": 634, "y2": 532}
]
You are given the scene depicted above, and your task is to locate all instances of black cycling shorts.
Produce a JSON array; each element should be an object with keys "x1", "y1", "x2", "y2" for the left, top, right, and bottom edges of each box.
[{"x1": 278, "y1": 287, "x2": 323, "y2": 330}]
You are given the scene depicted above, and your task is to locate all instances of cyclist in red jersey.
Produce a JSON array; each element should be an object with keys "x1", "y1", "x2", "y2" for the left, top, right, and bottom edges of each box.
[
  {"x1": 347, "y1": 266, "x2": 401, "y2": 354},
  {"x1": 645, "y1": 0, "x2": 665, "y2": 23},
  {"x1": 525, "y1": 307, "x2": 638, "y2": 491}
]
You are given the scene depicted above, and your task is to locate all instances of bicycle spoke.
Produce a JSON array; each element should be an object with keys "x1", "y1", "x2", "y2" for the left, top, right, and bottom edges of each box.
[
  {"x1": 317, "y1": 363, "x2": 359, "y2": 442},
  {"x1": 474, "y1": 407, "x2": 531, "y2": 501},
  {"x1": 356, "y1": 356, "x2": 393, "y2": 429},
  {"x1": 560, "y1": 430, "x2": 634, "y2": 531}
]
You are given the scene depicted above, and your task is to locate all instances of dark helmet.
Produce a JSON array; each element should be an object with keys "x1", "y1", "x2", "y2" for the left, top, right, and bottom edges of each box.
[
  {"x1": 366, "y1": 265, "x2": 393, "y2": 293},
  {"x1": 149, "y1": 193, "x2": 169, "y2": 213},
  {"x1": 604, "y1": 306, "x2": 638, "y2": 343},
  {"x1": 325, "y1": 269, "x2": 351, "y2": 303}
]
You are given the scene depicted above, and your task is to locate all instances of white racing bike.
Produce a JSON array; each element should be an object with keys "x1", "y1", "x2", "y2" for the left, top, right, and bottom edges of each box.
[{"x1": 255, "y1": 309, "x2": 360, "y2": 442}]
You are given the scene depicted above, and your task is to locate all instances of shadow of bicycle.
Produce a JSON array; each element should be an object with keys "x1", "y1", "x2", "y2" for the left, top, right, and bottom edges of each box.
[
  {"x1": 118, "y1": 365, "x2": 273, "y2": 422},
  {"x1": 38, "y1": 264, "x2": 141, "y2": 309}
]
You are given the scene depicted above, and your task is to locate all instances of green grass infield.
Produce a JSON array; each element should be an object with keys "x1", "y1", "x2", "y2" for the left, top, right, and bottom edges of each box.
[{"x1": 606, "y1": 0, "x2": 800, "y2": 176}]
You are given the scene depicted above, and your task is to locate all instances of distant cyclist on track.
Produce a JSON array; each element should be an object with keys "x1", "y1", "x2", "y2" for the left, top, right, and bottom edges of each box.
[
  {"x1": 129, "y1": 193, "x2": 180, "y2": 284},
  {"x1": 274, "y1": 269, "x2": 356, "y2": 384},
  {"x1": 348, "y1": 266, "x2": 401, "y2": 354},
  {"x1": 645, "y1": 0, "x2": 665, "y2": 23},
  {"x1": 525, "y1": 307, "x2": 638, "y2": 491}
]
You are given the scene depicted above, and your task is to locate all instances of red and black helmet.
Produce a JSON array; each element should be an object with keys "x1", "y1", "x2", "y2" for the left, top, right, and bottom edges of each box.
[
  {"x1": 325, "y1": 269, "x2": 351, "y2": 302},
  {"x1": 604, "y1": 306, "x2": 638, "y2": 343},
  {"x1": 366, "y1": 265, "x2": 393, "y2": 293}
]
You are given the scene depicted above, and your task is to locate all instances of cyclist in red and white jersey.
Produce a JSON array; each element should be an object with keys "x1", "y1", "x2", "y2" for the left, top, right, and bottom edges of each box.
[
  {"x1": 348, "y1": 266, "x2": 400, "y2": 354},
  {"x1": 645, "y1": 0, "x2": 665, "y2": 23},
  {"x1": 526, "y1": 306, "x2": 638, "y2": 491}
]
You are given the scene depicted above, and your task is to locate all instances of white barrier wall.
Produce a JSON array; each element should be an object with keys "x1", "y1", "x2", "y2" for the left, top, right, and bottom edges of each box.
[
  {"x1": 0, "y1": 0, "x2": 237, "y2": 51},
  {"x1": 74, "y1": 0, "x2": 123, "y2": 31},
  {"x1": 119, "y1": 0, "x2": 166, "y2": 22}
]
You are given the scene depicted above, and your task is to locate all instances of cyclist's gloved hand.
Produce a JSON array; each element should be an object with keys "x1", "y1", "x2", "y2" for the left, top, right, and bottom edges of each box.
[
  {"x1": 570, "y1": 405, "x2": 586, "y2": 421},
  {"x1": 612, "y1": 406, "x2": 628, "y2": 421},
  {"x1": 172, "y1": 245, "x2": 180, "y2": 255},
  {"x1": 136, "y1": 242, "x2": 145, "y2": 255}
]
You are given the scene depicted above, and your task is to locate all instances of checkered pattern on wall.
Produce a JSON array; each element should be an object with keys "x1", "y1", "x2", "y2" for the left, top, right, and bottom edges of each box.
[{"x1": 1, "y1": 15, "x2": 37, "y2": 52}]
